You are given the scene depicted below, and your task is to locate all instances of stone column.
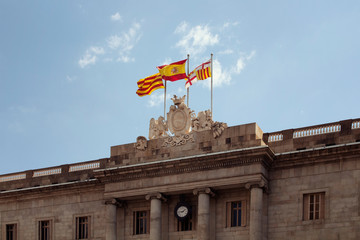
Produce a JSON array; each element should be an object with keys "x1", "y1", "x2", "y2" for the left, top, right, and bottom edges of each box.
[
  {"x1": 246, "y1": 181, "x2": 266, "y2": 240},
  {"x1": 193, "y1": 188, "x2": 215, "y2": 240},
  {"x1": 145, "y1": 193, "x2": 167, "y2": 240},
  {"x1": 105, "y1": 199, "x2": 120, "y2": 240}
]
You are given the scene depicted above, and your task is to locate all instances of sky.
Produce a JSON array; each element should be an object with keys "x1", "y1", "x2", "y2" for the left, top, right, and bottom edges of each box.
[{"x1": 1, "y1": 1, "x2": 360, "y2": 175}]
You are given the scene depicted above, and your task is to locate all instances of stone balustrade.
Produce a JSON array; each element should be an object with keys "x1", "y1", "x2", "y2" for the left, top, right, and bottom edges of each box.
[
  {"x1": 352, "y1": 121, "x2": 360, "y2": 129},
  {"x1": 33, "y1": 167, "x2": 62, "y2": 177},
  {"x1": 0, "y1": 173, "x2": 26, "y2": 183},
  {"x1": 0, "y1": 160, "x2": 103, "y2": 184},
  {"x1": 69, "y1": 161, "x2": 100, "y2": 172},
  {"x1": 293, "y1": 124, "x2": 341, "y2": 138},
  {"x1": 266, "y1": 118, "x2": 360, "y2": 144},
  {"x1": 268, "y1": 133, "x2": 283, "y2": 142}
]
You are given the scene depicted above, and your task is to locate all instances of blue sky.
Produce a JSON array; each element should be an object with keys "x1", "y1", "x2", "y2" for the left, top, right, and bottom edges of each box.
[{"x1": 1, "y1": 1, "x2": 359, "y2": 174}]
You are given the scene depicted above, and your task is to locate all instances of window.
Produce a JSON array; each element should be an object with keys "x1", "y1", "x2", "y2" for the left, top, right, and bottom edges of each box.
[
  {"x1": 6, "y1": 224, "x2": 17, "y2": 240},
  {"x1": 76, "y1": 216, "x2": 90, "y2": 239},
  {"x1": 177, "y1": 206, "x2": 195, "y2": 231},
  {"x1": 226, "y1": 201, "x2": 246, "y2": 227},
  {"x1": 38, "y1": 220, "x2": 51, "y2": 240},
  {"x1": 303, "y1": 192, "x2": 325, "y2": 220},
  {"x1": 133, "y1": 211, "x2": 149, "y2": 235}
]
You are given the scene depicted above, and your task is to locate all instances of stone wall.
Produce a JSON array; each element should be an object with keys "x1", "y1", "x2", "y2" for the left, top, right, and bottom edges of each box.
[{"x1": 0, "y1": 185, "x2": 106, "y2": 239}]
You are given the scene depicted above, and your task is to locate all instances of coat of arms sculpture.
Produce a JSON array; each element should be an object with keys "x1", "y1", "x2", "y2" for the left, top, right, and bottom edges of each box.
[
  {"x1": 167, "y1": 95, "x2": 192, "y2": 136},
  {"x1": 142, "y1": 95, "x2": 227, "y2": 148}
]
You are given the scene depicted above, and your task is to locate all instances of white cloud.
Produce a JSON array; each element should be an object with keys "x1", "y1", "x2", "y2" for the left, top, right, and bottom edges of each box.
[
  {"x1": 160, "y1": 58, "x2": 172, "y2": 66},
  {"x1": 117, "y1": 55, "x2": 134, "y2": 63},
  {"x1": 218, "y1": 49, "x2": 233, "y2": 55},
  {"x1": 175, "y1": 22, "x2": 219, "y2": 56},
  {"x1": 200, "y1": 51, "x2": 256, "y2": 89},
  {"x1": 222, "y1": 21, "x2": 240, "y2": 29},
  {"x1": 89, "y1": 46, "x2": 105, "y2": 55},
  {"x1": 175, "y1": 21, "x2": 188, "y2": 34},
  {"x1": 78, "y1": 22, "x2": 141, "y2": 68},
  {"x1": 213, "y1": 59, "x2": 231, "y2": 87},
  {"x1": 78, "y1": 53, "x2": 96, "y2": 68},
  {"x1": 176, "y1": 87, "x2": 186, "y2": 95},
  {"x1": 111, "y1": 12, "x2": 122, "y2": 21},
  {"x1": 232, "y1": 50, "x2": 256, "y2": 74},
  {"x1": 78, "y1": 46, "x2": 105, "y2": 68},
  {"x1": 149, "y1": 93, "x2": 168, "y2": 107},
  {"x1": 107, "y1": 22, "x2": 141, "y2": 59},
  {"x1": 66, "y1": 75, "x2": 77, "y2": 82},
  {"x1": 107, "y1": 35, "x2": 122, "y2": 49}
]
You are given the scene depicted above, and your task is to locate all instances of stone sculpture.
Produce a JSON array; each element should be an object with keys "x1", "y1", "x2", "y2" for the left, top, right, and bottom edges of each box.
[
  {"x1": 192, "y1": 110, "x2": 213, "y2": 131},
  {"x1": 134, "y1": 136, "x2": 148, "y2": 151},
  {"x1": 167, "y1": 95, "x2": 192, "y2": 136},
  {"x1": 149, "y1": 116, "x2": 168, "y2": 140},
  {"x1": 212, "y1": 121, "x2": 228, "y2": 139}
]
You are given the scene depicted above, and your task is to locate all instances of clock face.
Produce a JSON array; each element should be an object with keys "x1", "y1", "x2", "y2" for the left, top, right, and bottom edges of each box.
[
  {"x1": 176, "y1": 206, "x2": 189, "y2": 217},
  {"x1": 174, "y1": 202, "x2": 191, "y2": 221}
]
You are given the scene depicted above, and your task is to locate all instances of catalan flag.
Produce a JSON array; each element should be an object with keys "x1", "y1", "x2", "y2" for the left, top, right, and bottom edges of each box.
[
  {"x1": 185, "y1": 59, "x2": 211, "y2": 88},
  {"x1": 136, "y1": 73, "x2": 164, "y2": 97},
  {"x1": 157, "y1": 59, "x2": 187, "y2": 82}
]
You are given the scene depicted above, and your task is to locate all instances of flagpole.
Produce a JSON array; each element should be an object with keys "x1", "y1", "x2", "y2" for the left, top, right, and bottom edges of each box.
[
  {"x1": 211, "y1": 53, "x2": 213, "y2": 118},
  {"x1": 164, "y1": 80, "x2": 167, "y2": 120},
  {"x1": 187, "y1": 54, "x2": 190, "y2": 107}
]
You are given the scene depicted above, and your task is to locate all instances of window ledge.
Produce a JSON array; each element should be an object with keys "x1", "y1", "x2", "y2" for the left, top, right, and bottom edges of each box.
[
  {"x1": 302, "y1": 219, "x2": 325, "y2": 225},
  {"x1": 223, "y1": 226, "x2": 249, "y2": 232}
]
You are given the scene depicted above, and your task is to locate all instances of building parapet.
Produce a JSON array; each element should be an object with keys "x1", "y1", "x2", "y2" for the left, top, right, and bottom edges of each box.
[
  {"x1": 1, "y1": 118, "x2": 359, "y2": 187},
  {"x1": 0, "y1": 159, "x2": 107, "y2": 193}
]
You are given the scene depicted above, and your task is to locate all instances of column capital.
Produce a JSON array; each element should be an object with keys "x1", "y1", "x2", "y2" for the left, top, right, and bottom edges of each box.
[
  {"x1": 145, "y1": 192, "x2": 167, "y2": 202},
  {"x1": 193, "y1": 187, "x2": 215, "y2": 197},
  {"x1": 245, "y1": 179, "x2": 268, "y2": 192},
  {"x1": 104, "y1": 198, "x2": 124, "y2": 207}
]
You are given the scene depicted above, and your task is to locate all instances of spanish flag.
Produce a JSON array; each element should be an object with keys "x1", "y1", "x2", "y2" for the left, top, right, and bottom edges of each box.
[
  {"x1": 136, "y1": 73, "x2": 164, "y2": 97},
  {"x1": 157, "y1": 59, "x2": 187, "y2": 82}
]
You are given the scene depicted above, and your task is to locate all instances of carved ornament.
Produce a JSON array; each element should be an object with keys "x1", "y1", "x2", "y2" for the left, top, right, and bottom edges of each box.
[
  {"x1": 134, "y1": 136, "x2": 147, "y2": 151},
  {"x1": 167, "y1": 95, "x2": 192, "y2": 136},
  {"x1": 191, "y1": 110, "x2": 212, "y2": 131},
  {"x1": 162, "y1": 133, "x2": 194, "y2": 147},
  {"x1": 149, "y1": 116, "x2": 169, "y2": 140}
]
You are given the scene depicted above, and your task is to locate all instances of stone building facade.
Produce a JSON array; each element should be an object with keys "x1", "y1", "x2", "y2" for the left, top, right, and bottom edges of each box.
[{"x1": 0, "y1": 118, "x2": 360, "y2": 240}]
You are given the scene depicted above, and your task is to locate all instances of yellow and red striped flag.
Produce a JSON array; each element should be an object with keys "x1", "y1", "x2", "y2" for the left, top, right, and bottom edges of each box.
[
  {"x1": 185, "y1": 59, "x2": 211, "y2": 88},
  {"x1": 157, "y1": 59, "x2": 187, "y2": 82},
  {"x1": 136, "y1": 73, "x2": 164, "y2": 97}
]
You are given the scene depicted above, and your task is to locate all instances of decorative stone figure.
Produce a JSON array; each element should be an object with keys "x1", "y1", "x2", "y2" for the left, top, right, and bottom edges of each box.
[
  {"x1": 212, "y1": 121, "x2": 228, "y2": 138},
  {"x1": 192, "y1": 110, "x2": 212, "y2": 131},
  {"x1": 167, "y1": 95, "x2": 192, "y2": 136},
  {"x1": 134, "y1": 136, "x2": 148, "y2": 151},
  {"x1": 149, "y1": 116, "x2": 168, "y2": 140}
]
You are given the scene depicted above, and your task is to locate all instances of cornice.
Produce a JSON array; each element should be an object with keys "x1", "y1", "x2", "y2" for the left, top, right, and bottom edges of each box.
[
  {"x1": 0, "y1": 179, "x2": 102, "y2": 199},
  {"x1": 272, "y1": 142, "x2": 360, "y2": 169},
  {"x1": 95, "y1": 146, "x2": 275, "y2": 183}
]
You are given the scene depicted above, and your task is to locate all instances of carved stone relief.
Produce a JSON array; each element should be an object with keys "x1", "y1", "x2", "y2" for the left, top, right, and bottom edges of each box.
[
  {"x1": 191, "y1": 110, "x2": 212, "y2": 131},
  {"x1": 162, "y1": 133, "x2": 195, "y2": 147},
  {"x1": 167, "y1": 95, "x2": 192, "y2": 136},
  {"x1": 134, "y1": 136, "x2": 147, "y2": 151},
  {"x1": 149, "y1": 116, "x2": 168, "y2": 140},
  {"x1": 212, "y1": 121, "x2": 228, "y2": 139}
]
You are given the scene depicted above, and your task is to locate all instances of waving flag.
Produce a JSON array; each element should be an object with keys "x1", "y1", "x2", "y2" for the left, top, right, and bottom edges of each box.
[
  {"x1": 185, "y1": 59, "x2": 211, "y2": 88},
  {"x1": 157, "y1": 59, "x2": 187, "y2": 82},
  {"x1": 136, "y1": 73, "x2": 164, "y2": 97}
]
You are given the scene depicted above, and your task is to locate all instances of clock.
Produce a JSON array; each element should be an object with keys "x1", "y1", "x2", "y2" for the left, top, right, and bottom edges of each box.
[{"x1": 174, "y1": 202, "x2": 191, "y2": 221}]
